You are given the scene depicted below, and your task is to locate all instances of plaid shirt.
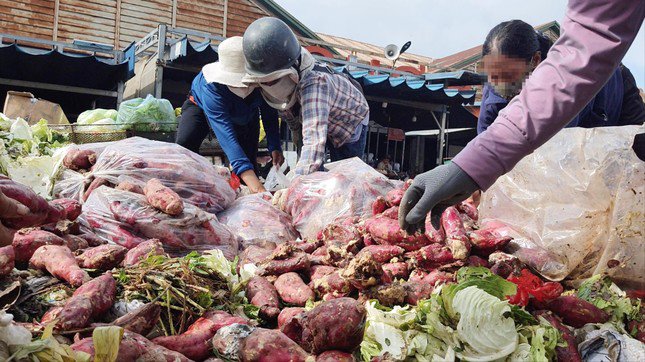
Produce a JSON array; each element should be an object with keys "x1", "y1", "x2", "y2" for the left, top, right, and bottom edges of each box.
[{"x1": 280, "y1": 70, "x2": 369, "y2": 175}]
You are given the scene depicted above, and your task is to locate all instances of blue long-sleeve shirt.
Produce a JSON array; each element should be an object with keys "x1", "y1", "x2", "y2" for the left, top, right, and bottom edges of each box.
[
  {"x1": 190, "y1": 72, "x2": 281, "y2": 175},
  {"x1": 477, "y1": 68, "x2": 625, "y2": 135}
]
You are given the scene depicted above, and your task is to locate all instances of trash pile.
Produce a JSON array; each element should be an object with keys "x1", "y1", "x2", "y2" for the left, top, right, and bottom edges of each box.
[{"x1": 0, "y1": 127, "x2": 643, "y2": 361}]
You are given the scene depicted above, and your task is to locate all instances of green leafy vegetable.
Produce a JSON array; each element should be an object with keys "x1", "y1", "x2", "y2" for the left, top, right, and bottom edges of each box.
[{"x1": 577, "y1": 275, "x2": 641, "y2": 328}]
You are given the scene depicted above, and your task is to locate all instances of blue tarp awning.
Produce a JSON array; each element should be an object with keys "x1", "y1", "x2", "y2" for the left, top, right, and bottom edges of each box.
[
  {"x1": 0, "y1": 43, "x2": 133, "y2": 91},
  {"x1": 166, "y1": 38, "x2": 218, "y2": 68}
]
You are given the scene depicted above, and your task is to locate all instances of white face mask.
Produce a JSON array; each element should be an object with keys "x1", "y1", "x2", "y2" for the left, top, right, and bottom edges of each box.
[
  {"x1": 228, "y1": 85, "x2": 256, "y2": 99},
  {"x1": 260, "y1": 76, "x2": 298, "y2": 110},
  {"x1": 491, "y1": 60, "x2": 536, "y2": 100}
]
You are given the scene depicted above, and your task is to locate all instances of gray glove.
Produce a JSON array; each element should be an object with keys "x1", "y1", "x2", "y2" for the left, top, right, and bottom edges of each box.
[{"x1": 398, "y1": 162, "x2": 480, "y2": 233}]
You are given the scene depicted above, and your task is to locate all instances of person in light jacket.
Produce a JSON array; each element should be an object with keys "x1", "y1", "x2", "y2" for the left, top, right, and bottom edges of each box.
[{"x1": 399, "y1": 0, "x2": 645, "y2": 231}]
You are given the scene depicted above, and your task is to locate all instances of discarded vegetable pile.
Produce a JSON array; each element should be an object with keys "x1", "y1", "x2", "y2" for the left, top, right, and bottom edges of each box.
[{"x1": 1, "y1": 145, "x2": 643, "y2": 361}]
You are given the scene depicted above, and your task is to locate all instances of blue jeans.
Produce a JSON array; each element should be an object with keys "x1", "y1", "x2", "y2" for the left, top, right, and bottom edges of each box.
[{"x1": 329, "y1": 125, "x2": 368, "y2": 162}]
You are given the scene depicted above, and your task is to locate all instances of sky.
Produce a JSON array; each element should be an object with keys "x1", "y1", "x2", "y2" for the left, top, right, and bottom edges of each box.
[{"x1": 274, "y1": 0, "x2": 645, "y2": 88}]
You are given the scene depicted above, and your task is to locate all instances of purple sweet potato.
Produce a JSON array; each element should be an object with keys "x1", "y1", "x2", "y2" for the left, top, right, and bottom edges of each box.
[
  {"x1": 308, "y1": 265, "x2": 336, "y2": 283},
  {"x1": 278, "y1": 307, "x2": 306, "y2": 331},
  {"x1": 441, "y1": 207, "x2": 470, "y2": 259},
  {"x1": 381, "y1": 206, "x2": 399, "y2": 220},
  {"x1": 404, "y1": 282, "x2": 434, "y2": 305},
  {"x1": 356, "y1": 245, "x2": 405, "y2": 263},
  {"x1": 372, "y1": 196, "x2": 387, "y2": 215},
  {"x1": 0, "y1": 245, "x2": 15, "y2": 277},
  {"x1": 44, "y1": 203, "x2": 66, "y2": 224},
  {"x1": 424, "y1": 212, "x2": 445, "y2": 244},
  {"x1": 405, "y1": 243, "x2": 454, "y2": 271},
  {"x1": 144, "y1": 178, "x2": 184, "y2": 216},
  {"x1": 0, "y1": 176, "x2": 49, "y2": 228},
  {"x1": 110, "y1": 302, "x2": 161, "y2": 336},
  {"x1": 543, "y1": 296, "x2": 610, "y2": 328},
  {"x1": 153, "y1": 310, "x2": 248, "y2": 361},
  {"x1": 320, "y1": 223, "x2": 360, "y2": 244},
  {"x1": 317, "y1": 350, "x2": 356, "y2": 362},
  {"x1": 62, "y1": 234, "x2": 89, "y2": 252},
  {"x1": 122, "y1": 239, "x2": 164, "y2": 266},
  {"x1": 467, "y1": 255, "x2": 490, "y2": 268},
  {"x1": 50, "y1": 198, "x2": 82, "y2": 221},
  {"x1": 360, "y1": 284, "x2": 407, "y2": 307},
  {"x1": 534, "y1": 310, "x2": 582, "y2": 362},
  {"x1": 282, "y1": 297, "x2": 366, "y2": 354},
  {"x1": 456, "y1": 199, "x2": 479, "y2": 221},
  {"x1": 365, "y1": 215, "x2": 429, "y2": 251},
  {"x1": 77, "y1": 232, "x2": 107, "y2": 247},
  {"x1": 385, "y1": 188, "x2": 404, "y2": 207},
  {"x1": 239, "y1": 328, "x2": 311, "y2": 362},
  {"x1": 246, "y1": 276, "x2": 281, "y2": 320},
  {"x1": 289, "y1": 239, "x2": 323, "y2": 254},
  {"x1": 41, "y1": 219, "x2": 80, "y2": 237},
  {"x1": 41, "y1": 306, "x2": 63, "y2": 324},
  {"x1": 76, "y1": 244, "x2": 128, "y2": 270},
  {"x1": 53, "y1": 273, "x2": 116, "y2": 330},
  {"x1": 83, "y1": 177, "x2": 112, "y2": 201},
  {"x1": 468, "y1": 228, "x2": 512, "y2": 257},
  {"x1": 311, "y1": 270, "x2": 354, "y2": 301},
  {"x1": 238, "y1": 244, "x2": 276, "y2": 271},
  {"x1": 116, "y1": 180, "x2": 144, "y2": 194},
  {"x1": 259, "y1": 245, "x2": 310, "y2": 276},
  {"x1": 408, "y1": 269, "x2": 428, "y2": 283},
  {"x1": 275, "y1": 272, "x2": 314, "y2": 306},
  {"x1": 30, "y1": 245, "x2": 90, "y2": 287},
  {"x1": 12, "y1": 228, "x2": 65, "y2": 263},
  {"x1": 381, "y1": 262, "x2": 409, "y2": 284},
  {"x1": 63, "y1": 147, "x2": 96, "y2": 171}
]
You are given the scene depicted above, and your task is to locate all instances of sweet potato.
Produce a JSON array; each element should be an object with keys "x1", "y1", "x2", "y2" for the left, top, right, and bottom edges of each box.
[
  {"x1": 12, "y1": 228, "x2": 65, "y2": 263},
  {"x1": 278, "y1": 307, "x2": 306, "y2": 331},
  {"x1": 468, "y1": 228, "x2": 512, "y2": 257},
  {"x1": 312, "y1": 270, "x2": 354, "y2": 301},
  {"x1": 381, "y1": 206, "x2": 399, "y2": 220},
  {"x1": 340, "y1": 251, "x2": 383, "y2": 291},
  {"x1": 406, "y1": 244, "x2": 454, "y2": 271},
  {"x1": 356, "y1": 245, "x2": 405, "y2": 264},
  {"x1": 144, "y1": 178, "x2": 184, "y2": 216},
  {"x1": 424, "y1": 212, "x2": 445, "y2": 244},
  {"x1": 246, "y1": 276, "x2": 281, "y2": 320},
  {"x1": 408, "y1": 269, "x2": 427, "y2": 283},
  {"x1": 239, "y1": 328, "x2": 311, "y2": 362},
  {"x1": 50, "y1": 198, "x2": 82, "y2": 221},
  {"x1": 372, "y1": 196, "x2": 387, "y2": 215},
  {"x1": 308, "y1": 265, "x2": 336, "y2": 283},
  {"x1": 441, "y1": 207, "x2": 470, "y2": 259},
  {"x1": 361, "y1": 284, "x2": 407, "y2": 307},
  {"x1": 289, "y1": 239, "x2": 323, "y2": 254},
  {"x1": 152, "y1": 310, "x2": 247, "y2": 361},
  {"x1": 365, "y1": 215, "x2": 429, "y2": 251},
  {"x1": 212, "y1": 323, "x2": 255, "y2": 361},
  {"x1": 422, "y1": 270, "x2": 455, "y2": 287},
  {"x1": 467, "y1": 255, "x2": 490, "y2": 267},
  {"x1": 0, "y1": 176, "x2": 50, "y2": 228},
  {"x1": 543, "y1": 296, "x2": 610, "y2": 328},
  {"x1": 30, "y1": 245, "x2": 90, "y2": 286},
  {"x1": 122, "y1": 239, "x2": 164, "y2": 266},
  {"x1": 283, "y1": 297, "x2": 366, "y2": 354},
  {"x1": 109, "y1": 302, "x2": 161, "y2": 336},
  {"x1": 41, "y1": 306, "x2": 63, "y2": 324},
  {"x1": 72, "y1": 330, "x2": 192, "y2": 362},
  {"x1": 63, "y1": 147, "x2": 96, "y2": 171},
  {"x1": 317, "y1": 350, "x2": 355, "y2": 362},
  {"x1": 44, "y1": 203, "x2": 66, "y2": 224},
  {"x1": 381, "y1": 262, "x2": 409, "y2": 284},
  {"x1": 53, "y1": 273, "x2": 116, "y2": 330},
  {"x1": 0, "y1": 245, "x2": 15, "y2": 277},
  {"x1": 456, "y1": 199, "x2": 479, "y2": 221},
  {"x1": 42, "y1": 219, "x2": 80, "y2": 237},
  {"x1": 116, "y1": 180, "x2": 144, "y2": 194},
  {"x1": 62, "y1": 234, "x2": 89, "y2": 252},
  {"x1": 404, "y1": 282, "x2": 434, "y2": 305},
  {"x1": 259, "y1": 246, "x2": 310, "y2": 276},
  {"x1": 275, "y1": 272, "x2": 315, "y2": 306},
  {"x1": 534, "y1": 310, "x2": 582, "y2": 362},
  {"x1": 77, "y1": 232, "x2": 107, "y2": 247},
  {"x1": 83, "y1": 177, "x2": 112, "y2": 201},
  {"x1": 238, "y1": 244, "x2": 276, "y2": 271},
  {"x1": 385, "y1": 188, "x2": 404, "y2": 207},
  {"x1": 76, "y1": 244, "x2": 128, "y2": 270}
]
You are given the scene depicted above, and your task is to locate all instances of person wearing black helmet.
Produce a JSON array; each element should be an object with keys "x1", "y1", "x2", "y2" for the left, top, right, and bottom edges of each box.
[{"x1": 242, "y1": 17, "x2": 370, "y2": 176}]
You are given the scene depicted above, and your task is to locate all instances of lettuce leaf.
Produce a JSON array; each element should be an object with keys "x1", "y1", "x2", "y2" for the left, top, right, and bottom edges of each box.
[{"x1": 576, "y1": 275, "x2": 641, "y2": 327}]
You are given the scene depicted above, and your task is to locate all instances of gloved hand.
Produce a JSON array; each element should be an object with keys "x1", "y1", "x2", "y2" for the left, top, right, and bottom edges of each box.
[{"x1": 399, "y1": 162, "x2": 480, "y2": 233}]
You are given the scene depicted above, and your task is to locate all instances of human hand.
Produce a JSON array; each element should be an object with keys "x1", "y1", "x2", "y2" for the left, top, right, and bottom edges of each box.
[
  {"x1": 398, "y1": 163, "x2": 479, "y2": 232},
  {"x1": 272, "y1": 150, "x2": 285, "y2": 168}
]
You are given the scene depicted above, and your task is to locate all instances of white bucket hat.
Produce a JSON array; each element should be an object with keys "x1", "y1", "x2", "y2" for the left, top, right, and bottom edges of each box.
[{"x1": 202, "y1": 36, "x2": 247, "y2": 87}]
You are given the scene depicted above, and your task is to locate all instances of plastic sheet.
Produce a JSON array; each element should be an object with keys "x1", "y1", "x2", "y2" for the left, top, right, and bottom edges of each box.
[
  {"x1": 217, "y1": 193, "x2": 300, "y2": 250},
  {"x1": 480, "y1": 126, "x2": 644, "y2": 288},
  {"x1": 264, "y1": 163, "x2": 290, "y2": 192},
  {"x1": 54, "y1": 138, "x2": 236, "y2": 213},
  {"x1": 83, "y1": 186, "x2": 238, "y2": 259},
  {"x1": 116, "y1": 95, "x2": 177, "y2": 132},
  {"x1": 281, "y1": 157, "x2": 399, "y2": 239}
]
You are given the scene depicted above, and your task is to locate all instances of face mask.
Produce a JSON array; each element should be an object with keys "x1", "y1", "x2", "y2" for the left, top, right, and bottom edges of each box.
[
  {"x1": 228, "y1": 85, "x2": 256, "y2": 99},
  {"x1": 260, "y1": 77, "x2": 298, "y2": 110},
  {"x1": 491, "y1": 59, "x2": 537, "y2": 100}
]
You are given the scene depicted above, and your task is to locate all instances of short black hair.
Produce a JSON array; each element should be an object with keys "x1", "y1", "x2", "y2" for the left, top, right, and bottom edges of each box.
[{"x1": 482, "y1": 20, "x2": 553, "y2": 62}]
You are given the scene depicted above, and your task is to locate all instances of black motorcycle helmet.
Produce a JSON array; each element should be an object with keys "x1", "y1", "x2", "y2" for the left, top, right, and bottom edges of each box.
[{"x1": 243, "y1": 17, "x2": 302, "y2": 76}]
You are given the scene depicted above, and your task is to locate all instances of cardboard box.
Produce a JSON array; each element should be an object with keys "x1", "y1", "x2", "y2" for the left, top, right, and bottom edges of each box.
[{"x1": 3, "y1": 91, "x2": 70, "y2": 125}]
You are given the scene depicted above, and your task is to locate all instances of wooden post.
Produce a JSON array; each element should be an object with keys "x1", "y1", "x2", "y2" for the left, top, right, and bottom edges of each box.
[
  {"x1": 222, "y1": 0, "x2": 229, "y2": 37},
  {"x1": 53, "y1": 0, "x2": 60, "y2": 41},
  {"x1": 172, "y1": 0, "x2": 177, "y2": 27},
  {"x1": 115, "y1": 0, "x2": 122, "y2": 49}
]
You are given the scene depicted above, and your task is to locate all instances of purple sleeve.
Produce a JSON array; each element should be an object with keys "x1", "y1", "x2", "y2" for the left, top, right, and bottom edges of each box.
[{"x1": 453, "y1": 0, "x2": 645, "y2": 190}]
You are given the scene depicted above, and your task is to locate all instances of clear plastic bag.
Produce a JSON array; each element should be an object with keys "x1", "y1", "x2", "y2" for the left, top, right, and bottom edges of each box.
[
  {"x1": 83, "y1": 186, "x2": 239, "y2": 258},
  {"x1": 117, "y1": 95, "x2": 177, "y2": 132},
  {"x1": 480, "y1": 126, "x2": 644, "y2": 288},
  {"x1": 283, "y1": 157, "x2": 398, "y2": 239},
  {"x1": 264, "y1": 163, "x2": 290, "y2": 192},
  {"x1": 54, "y1": 137, "x2": 236, "y2": 213},
  {"x1": 217, "y1": 193, "x2": 300, "y2": 250}
]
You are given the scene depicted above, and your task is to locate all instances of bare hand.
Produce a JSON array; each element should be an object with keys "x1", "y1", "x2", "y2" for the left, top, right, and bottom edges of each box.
[{"x1": 272, "y1": 150, "x2": 285, "y2": 168}]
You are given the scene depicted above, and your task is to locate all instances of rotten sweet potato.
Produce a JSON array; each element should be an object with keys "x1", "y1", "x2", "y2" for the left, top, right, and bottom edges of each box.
[
  {"x1": 441, "y1": 206, "x2": 470, "y2": 259},
  {"x1": 365, "y1": 215, "x2": 429, "y2": 251},
  {"x1": 116, "y1": 180, "x2": 144, "y2": 194},
  {"x1": 385, "y1": 188, "x2": 404, "y2": 207},
  {"x1": 76, "y1": 244, "x2": 128, "y2": 270},
  {"x1": 144, "y1": 178, "x2": 184, "y2": 216},
  {"x1": 111, "y1": 302, "x2": 161, "y2": 336},
  {"x1": 77, "y1": 232, "x2": 107, "y2": 247},
  {"x1": 534, "y1": 310, "x2": 582, "y2": 362},
  {"x1": 246, "y1": 276, "x2": 281, "y2": 320},
  {"x1": 467, "y1": 255, "x2": 490, "y2": 267},
  {"x1": 0, "y1": 245, "x2": 15, "y2": 277},
  {"x1": 424, "y1": 212, "x2": 445, "y2": 244},
  {"x1": 381, "y1": 206, "x2": 399, "y2": 220},
  {"x1": 406, "y1": 244, "x2": 454, "y2": 271},
  {"x1": 356, "y1": 245, "x2": 404, "y2": 264},
  {"x1": 259, "y1": 245, "x2": 310, "y2": 276},
  {"x1": 404, "y1": 282, "x2": 434, "y2": 305},
  {"x1": 468, "y1": 228, "x2": 512, "y2": 257},
  {"x1": 239, "y1": 328, "x2": 311, "y2": 362},
  {"x1": 122, "y1": 239, "x2": 164, "y2": 266},
  {"x1": 50, "y1": 198, "x2": 82, "y2": 221},
  {"x1": 62, "y1": 234, "x2": 89, "y2": 252},
  {"x1": 456, "y1": 199, "x2": 479, "y2": 221},
  {"x1": 152, "y1": 310, "x2": 247, "y2": 361},
  {"x1": 12, "y1": 228, "x2": 65, "y2": 263},
  {"x1": 340, "y1": 251, "x2": 383, "y2": 291},
  {"x1": 53, "y1": 273, "x2": 116, "y2": 330},
  {"x1": 30, "y1": 245, "x2": 90, "y2": 286},
  {"x1": 361, "y1": 284, "x2": 407, "y2": 307},
  {"x1": 212, "y1": 323, "x2": 255, "y2": 361},
  {"x1": 543, "y1": 296, "x2": 610, "y2": 328},
  {"x1": 317, "y1": 350, "x2": 355, "y2": 362},
  {"x1": 381, "y1": 262, "x2": 409, "y2": 284},
  {"x1": 283, "y1": 297, "x2": 366, "y2": 354},
  {"x1": 372, "y1": 196, "x2": 387, "y2": 215},
  {"x1": 275, "y1": 272, "x2": 315, "y2": 306},
  {"x1": 278, "y1": 307, "x2": 306, "y2": 331},
  {"x1": 312, "y1": 270, "x2": 354, "y2": 301},
  {"x1": 308, "y1": 265, "x2": 336, "y2": 283},
  {"x1": 63, "y1": 147, "x2": 97, "y2": 171}
]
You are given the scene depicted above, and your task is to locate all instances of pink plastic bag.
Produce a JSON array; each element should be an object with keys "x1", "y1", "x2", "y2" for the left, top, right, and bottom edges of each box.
[
  {"x1": 217, "y1": 193, "x2": 300, "y2": 250},
  {"x1": 82, "y1": 186, "x2": 238, "y2": 259}
]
